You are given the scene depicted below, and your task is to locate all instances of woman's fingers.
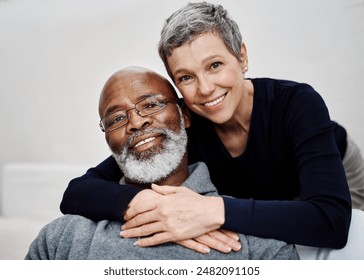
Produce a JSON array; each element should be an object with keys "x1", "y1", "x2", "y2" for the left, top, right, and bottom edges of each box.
[
  {"x1": 132, "y1": 231, "x2": 173, "y2": 247},
  {"x1": 122, "y1": 210, "x2": 159, "y2": 231},
  {"x1": 124, "y1": 199, "x2": 157, "y2": 221},
  {"x1": 176, "y1": 239, "x2": 211, "y2": 254},
  {"x1": 121, "y1": 221, "x2": 162, "y2": 238},
  {"x1": 219, "y1": 229, "x2": 240, "y2": 241},
  {"x1": 205, "y1": 230, "x2": 241, "y2": 252},
  {"x1": 121, "y1": 227, "x2": 242, "y2": 255},
  {"x1": 194, "y1": 230, "x2": 242, "y2": 253}
]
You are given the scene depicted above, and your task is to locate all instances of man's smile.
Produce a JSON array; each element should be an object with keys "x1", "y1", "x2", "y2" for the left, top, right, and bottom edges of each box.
[
  {"x1": 129, "y1": 133, "x2": 163, "y2": 153},
  {"x1": 134, "y1": 136, "x2": 156, "y2": 148}
]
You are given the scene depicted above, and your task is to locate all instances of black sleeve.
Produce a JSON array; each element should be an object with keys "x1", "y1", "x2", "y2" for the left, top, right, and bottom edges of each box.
[
  {"x1": 223, "y1": 84, "x2": 351, "y2": 248},
  {"x1": 60, "y1": 156, "x2": 143, "y2": 222}
]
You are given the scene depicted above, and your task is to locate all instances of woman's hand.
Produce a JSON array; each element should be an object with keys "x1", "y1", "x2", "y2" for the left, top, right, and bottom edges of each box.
[
  {"x1": 125, "y1": 187, "x2": 162, "y2": 218},
  {"x1": 122, "y1": 185, "x2": 240, "y2": 254},
  {"x1": 120, "y1": 184, "x2": 225, "y2": 247},
  {"x1": 177, "y1": 229, "x2": 242, "y2": 254}
]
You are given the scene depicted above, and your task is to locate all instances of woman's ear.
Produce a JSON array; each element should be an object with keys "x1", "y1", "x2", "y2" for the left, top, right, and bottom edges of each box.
[{"x1": 240, "y1": 43, "x2": 249, "y2": 72}]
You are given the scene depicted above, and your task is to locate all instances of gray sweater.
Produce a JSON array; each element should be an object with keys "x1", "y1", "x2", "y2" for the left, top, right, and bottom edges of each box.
[{"x1": 25, "y1": 162, "x2": 299, "y2": 260}]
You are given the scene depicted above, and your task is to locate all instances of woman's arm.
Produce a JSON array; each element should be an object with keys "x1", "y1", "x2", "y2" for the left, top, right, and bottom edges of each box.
[
  {"x1": 224, "y1": 84, "x2": 352, "y2": 248},
  {"x1": 61, "y1": 158, "x2": 241, "y2": 254},
  {"x1": 120, "y1": 84, "x2": 352, "y2": 249},
  {"x1": 60, "y1": 156, "x2": 142, "y2": 221}
]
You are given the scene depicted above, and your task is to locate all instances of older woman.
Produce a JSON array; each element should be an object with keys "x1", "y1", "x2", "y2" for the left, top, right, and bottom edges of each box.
[{"x1": 61, "y1": 2, "x2": 364, "y2": 256}]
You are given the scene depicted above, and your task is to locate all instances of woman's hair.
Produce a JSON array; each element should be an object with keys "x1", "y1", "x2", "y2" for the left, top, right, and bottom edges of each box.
[{"x1": 158, "y1": 2, "x2": 243, "y2": 79}]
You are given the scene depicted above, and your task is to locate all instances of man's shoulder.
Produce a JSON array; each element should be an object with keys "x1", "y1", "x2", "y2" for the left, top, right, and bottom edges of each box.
[
  {"x1": 28, "y1": 215, "x2": 120, "y2": 259},
  {"x1": 185, "y1": 162, "x2": 218, "y2": 195},
  {"x1": 39, "y1": 215, "x2": 119, "y2": 242},
  {"x1": 50, "y1": 214, "x2": 95, "y2": 226}
]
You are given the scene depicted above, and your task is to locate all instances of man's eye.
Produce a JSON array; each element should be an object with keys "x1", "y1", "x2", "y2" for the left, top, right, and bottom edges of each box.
[
  {"x1": 110, "y1": 114, "x2": 126, "y2": 124},
  {"x1": 145, "y1": 102, "x2": 161, "y2": 108}
]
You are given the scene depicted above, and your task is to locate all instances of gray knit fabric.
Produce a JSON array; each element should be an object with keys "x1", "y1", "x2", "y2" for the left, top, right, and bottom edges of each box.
[{"x1": 25, "y1": 162, "x2": 299, "y2": 260}]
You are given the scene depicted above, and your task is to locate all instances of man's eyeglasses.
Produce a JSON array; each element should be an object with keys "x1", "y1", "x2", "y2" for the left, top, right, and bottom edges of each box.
[{"x1": 99, "y1": 94, "x2": 177, "y2": 133}]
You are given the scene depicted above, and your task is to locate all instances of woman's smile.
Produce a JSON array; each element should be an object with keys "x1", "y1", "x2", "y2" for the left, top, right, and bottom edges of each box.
[{"x1": 203, "y1": 93, "x2": 227, "y2": 108}]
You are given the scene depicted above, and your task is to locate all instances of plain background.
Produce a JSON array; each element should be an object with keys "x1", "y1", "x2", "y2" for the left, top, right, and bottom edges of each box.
[{"x1": 1, "y1": 0, "x2": 363, "y2": 168}]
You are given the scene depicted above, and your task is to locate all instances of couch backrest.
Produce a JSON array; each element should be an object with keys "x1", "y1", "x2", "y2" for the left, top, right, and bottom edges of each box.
[{"x1": 0, "y1": 163, "x2": 88, "y2": 221}]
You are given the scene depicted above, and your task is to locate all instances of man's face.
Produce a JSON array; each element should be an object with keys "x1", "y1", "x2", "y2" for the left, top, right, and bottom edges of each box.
[{"x1": 99, "y1": 70, "x2": 190, "y2": 184}]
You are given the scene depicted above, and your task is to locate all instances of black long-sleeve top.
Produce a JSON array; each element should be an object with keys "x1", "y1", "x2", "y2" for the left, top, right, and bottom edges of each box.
[{"x1": 60, "y1": 78, "x2": 351, "y2": 248}]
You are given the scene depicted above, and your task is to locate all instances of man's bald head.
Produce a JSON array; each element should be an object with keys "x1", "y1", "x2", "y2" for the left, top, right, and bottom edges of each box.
[{"x1": 99, "y1": 66, "x2": 178, "y2": 118}]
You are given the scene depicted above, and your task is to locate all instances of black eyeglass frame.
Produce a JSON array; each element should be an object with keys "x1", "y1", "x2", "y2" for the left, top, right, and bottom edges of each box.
[{"x1": 99, "y1": 94, "x2": 178, "y2": 133}]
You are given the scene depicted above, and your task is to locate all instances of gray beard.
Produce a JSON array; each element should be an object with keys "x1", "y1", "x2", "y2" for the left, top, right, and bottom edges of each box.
[{"x1": 113, "y1": 117, "x2": 188, "y2": 184}]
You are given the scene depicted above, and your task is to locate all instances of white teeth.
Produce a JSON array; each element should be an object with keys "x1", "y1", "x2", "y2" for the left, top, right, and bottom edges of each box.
[
  {"x1": 135, "y1": 137, "x2": 155, "y2": 148},
  {"x1": 204, "y1": 95, "x2": 225, "y2": 107}
]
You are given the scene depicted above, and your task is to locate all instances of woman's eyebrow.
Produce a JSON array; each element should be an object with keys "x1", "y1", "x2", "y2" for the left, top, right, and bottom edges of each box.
[{"x1": 172, "y1": 55, "x2": 222, "y2": 76}]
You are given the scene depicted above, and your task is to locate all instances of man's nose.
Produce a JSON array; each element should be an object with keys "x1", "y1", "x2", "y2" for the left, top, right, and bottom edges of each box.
[{"x1": 125, "y1": 109, "x2": 151, "y2": 133}]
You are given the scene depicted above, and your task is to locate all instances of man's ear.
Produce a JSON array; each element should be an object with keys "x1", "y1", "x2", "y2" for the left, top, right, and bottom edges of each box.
[{"x1": 180, "y1": 102, "x2": 191, "y2": 128}]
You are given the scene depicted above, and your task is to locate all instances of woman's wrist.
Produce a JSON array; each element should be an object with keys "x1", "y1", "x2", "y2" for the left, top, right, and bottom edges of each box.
[{"x1": 205, "y1": 196, "x2": 225, "y2": 229}]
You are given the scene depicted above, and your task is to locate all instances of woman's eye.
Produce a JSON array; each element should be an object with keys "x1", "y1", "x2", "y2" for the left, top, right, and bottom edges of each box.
[
  {"x1": 178, "y1": 75, "x2": 192, "y2": 83},
  {"x1": 211, "y1": 61, "x2": 222, "y2": 69}
]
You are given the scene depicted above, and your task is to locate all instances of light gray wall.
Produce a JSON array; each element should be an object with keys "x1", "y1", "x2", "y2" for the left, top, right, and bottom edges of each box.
[{"x1": 1, "y1": 0, "x2": 363, "y2": 166}]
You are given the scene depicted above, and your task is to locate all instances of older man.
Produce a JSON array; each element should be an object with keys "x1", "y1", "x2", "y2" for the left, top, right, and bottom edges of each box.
[{"x1": 25, "y1": 66, "x2": 299, "y2": 259}]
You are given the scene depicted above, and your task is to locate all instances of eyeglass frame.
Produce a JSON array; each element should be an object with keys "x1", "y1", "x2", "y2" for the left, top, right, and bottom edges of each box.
[{"x1": 99, "y1": 94, "x2": 179, "y2": 133}]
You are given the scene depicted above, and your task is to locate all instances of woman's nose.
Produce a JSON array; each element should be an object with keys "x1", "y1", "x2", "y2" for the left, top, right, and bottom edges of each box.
[{"x1": 197, "y1": 74, "x2": 215, "y2": 96}]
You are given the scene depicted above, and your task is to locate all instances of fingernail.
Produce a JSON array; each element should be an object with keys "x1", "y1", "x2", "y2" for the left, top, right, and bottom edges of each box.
[
  {"x1": 232, "y1": 242, "x2": 241, "y2": 251},
  {"x1": 133, "y1": 236, "x2": 141, "y2": 246},
  {"x1": 203, "y1": 247, "x2": 210, "y2": 254}
]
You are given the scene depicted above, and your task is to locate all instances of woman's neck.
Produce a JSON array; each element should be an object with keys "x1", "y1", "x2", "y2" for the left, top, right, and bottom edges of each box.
[{"x1": 214, "y1": 80, "x2": 254, "y2": 157}]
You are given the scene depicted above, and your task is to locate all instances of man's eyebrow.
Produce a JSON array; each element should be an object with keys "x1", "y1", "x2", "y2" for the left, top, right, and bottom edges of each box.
[
  {"x1": 104, "y1": 105, "x2": 124, "y2": 117},
  {"x1": 136, "y1": 93, "x2": 163, "y2": 100}
]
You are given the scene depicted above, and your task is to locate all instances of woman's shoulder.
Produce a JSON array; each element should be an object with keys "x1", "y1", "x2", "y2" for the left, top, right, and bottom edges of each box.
[
  {"x1": 251, "y1": 77, "x2": 322, "y2": 107},
  {"x1": 250, "y1": 77, "x2": 316, "y2": 93}
]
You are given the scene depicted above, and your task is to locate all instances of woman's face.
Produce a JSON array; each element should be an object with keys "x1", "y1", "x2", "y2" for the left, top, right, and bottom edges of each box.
[{"x1": 167, "y1": 33, "x2": 247, "y2": 124}]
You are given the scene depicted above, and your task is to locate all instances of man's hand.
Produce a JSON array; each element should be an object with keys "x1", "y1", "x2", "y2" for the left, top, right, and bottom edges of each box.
[{"x1": 120, "y1": 184, "x2": 225, "y2": 246}]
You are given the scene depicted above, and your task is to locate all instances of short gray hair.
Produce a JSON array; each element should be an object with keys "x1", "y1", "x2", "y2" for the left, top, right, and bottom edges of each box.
[{"x1": 158, "y1": 2, "x2": 243, "y2": 79}]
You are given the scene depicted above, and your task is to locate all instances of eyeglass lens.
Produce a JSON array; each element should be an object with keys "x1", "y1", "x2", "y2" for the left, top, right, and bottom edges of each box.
[{"x1": 100, "y1": 95, "x2": 169, "y2": 132}]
